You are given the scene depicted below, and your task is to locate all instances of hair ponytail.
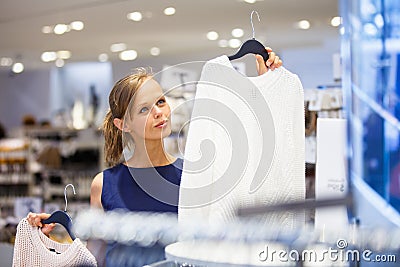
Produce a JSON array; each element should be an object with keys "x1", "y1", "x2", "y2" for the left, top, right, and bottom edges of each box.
[{"x1": 103, "y1": 109, "x2": 123, "y2": 166}]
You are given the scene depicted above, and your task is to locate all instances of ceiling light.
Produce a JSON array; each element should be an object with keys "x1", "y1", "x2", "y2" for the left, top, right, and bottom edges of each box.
[
  {"x1": 231, "y1": 28, "x2": 244, "y2": 38},
  {"x1": 374, "y1": 14, "x2": 384, "y2": 28},
  {"x1": 228, "y1": 39, "x2": 241, "y2": 48},
  {"x1": 150, "y1": 47, "x2": 160, "y2": 56},
  {"x1": 330, "y1": 16, "x2": 342, "y2": 27},
  {"x1": 12, "y1": 62, "x2": 24, "y2": 73},
  {"x1": 206, "y1": 31, "x2": 219, "y2": 41},
  {"x1": 0, "y1": 57, "x2": 13, "y2": 66},
  {"x1": 295, "y1": 20, "x2": 311, "y2": 30},
  {"x1": 218, "y1": 39, "x2": 228, "y2": 48},
  {"x1": 339, "y1": 26, "x2": 345, "y2": 35},
  {"x1": 98, "y1": 53, "x2": 109, "y2": 62},
  {"x1": 42, "y1": 26, "x2": 53, "y2": 34},
  {"x1": 127, "y1": 12, "x2": 143, "y2": 21},
  {"x1": 360, "y1": 3, "x2": 377, "y2": 17},
  {"x1": 110, "y1": 43, "x2": 127, "y2": 52},
  {"x1": 119, "y1": 50, "x2": 137, "y2": 61},
  {"x1": 55, "y1": 58, "x2": 65, "y2": 68},
  {"x1": 164, "y1": 7, "x2": 176, "y2": 16},
  {"x1": 244, "y1": 0, "x2": 257, "y2": 3},
  {"x1": 363, "y1": 23, "x2": 378, "y2": 36},
  {"x1": 70, "y1": 21, "x2": 84, "y2": 31},
  {"x1": 56, "y1": 50, "x2": 71, "y2": 59},
  {"x1": 54, "y1": 24, "x2": 68, "y2": 34},
  {"x1": 41, "y1": 51, "x2": 57, "y2": 62}
]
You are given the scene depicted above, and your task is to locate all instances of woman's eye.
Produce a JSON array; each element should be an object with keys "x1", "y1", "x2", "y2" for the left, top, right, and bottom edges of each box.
[
  {"x1": 157, "y1": 99, "x2": 166, "y2": 105},
  {"x1": 139, "y1": 107, "x2": 148, "y2": 113}
]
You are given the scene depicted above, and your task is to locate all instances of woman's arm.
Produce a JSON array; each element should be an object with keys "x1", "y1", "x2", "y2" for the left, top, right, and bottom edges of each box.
[
  {"x1": 90, "y1": 172, "x2": 104, "y2": 209},
  {"x1": 87, "y1": 172, "x2": 107, "y2": 267}
]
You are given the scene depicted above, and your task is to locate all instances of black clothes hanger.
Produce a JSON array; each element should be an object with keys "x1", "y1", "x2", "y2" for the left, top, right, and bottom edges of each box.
[
  {"x1": 42, "y1": 184, "x2": 77, "y2": 240},
  {"x1": 228, "y1": 11, "x2": 269, "y2": 62}
]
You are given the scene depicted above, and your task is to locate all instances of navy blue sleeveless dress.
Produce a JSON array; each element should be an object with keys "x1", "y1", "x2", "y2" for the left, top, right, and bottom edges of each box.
[{"x1": 101, "y1": 158, "x2": 183, "y2": 267}]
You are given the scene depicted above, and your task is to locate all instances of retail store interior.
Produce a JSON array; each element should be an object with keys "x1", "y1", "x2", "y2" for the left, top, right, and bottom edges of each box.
[{"x1": 0, "y1": 0, "x2": 400, "y2": 266}]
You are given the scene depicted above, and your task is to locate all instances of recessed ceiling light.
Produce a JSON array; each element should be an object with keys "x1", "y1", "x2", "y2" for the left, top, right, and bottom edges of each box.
[
  {"x1": 41, "y1": 51, "x2": 57, "y2": 62},
  {"x1": 42, "y1": 26, "x2": 53, "y2": 34},
  {"x1": 218, "y1": 39, "x2": 228, "y2": 48},
  {"x1": 57, "y1": 50, "x2": 71, "y2": 59},
  {"x1": 330, "y1": 16, "x2": 342, "y2": 27},
  {"x1": 98, "y1": 53, "x2": 109, "y2": 62},
  {"x1": 55, "y1": 58, "x2": 65, "y2": 68},
  {"x1": 54, "y1": 24, "x2": 68, "y2": 35},
  {"x1": 295, "y1": 20, "x2": 311, "y2": 30},
  {"x1": 206, "y1": 31, "x2": 219, "y2": 41},
  {"x1": 127, "y1": 12, "x2": 143, "y2": 22},
  {"x1": 244, "y1": 0, "x2": 257, "y2": 3},
  {"x1": 119, "y1": 50, "x2": 137, "y2": 61},
  {"x1": 110, "y1": 43, "x2": 127, "y2": 53},
  {"x1": 228, "y1": 39, "x2": 241, "y2": 48},
  {"x1": 0, "y1": 57, "x2": 13, "y2": 66},
  {"x1": 12, "y1": 62, "x2": 24, "y2": 73},
  {"x1": 70, "y1": 21, "x2": 84, "y2": 31},
  {"x1": 164, "y1": 7, "x2": 176, "y2": 16},
  {"x1": 150, "y1": 47, "x2": 160, "y2": 56},
  {"x1": 231, "y1": 28, "x2": 244, "y2": 38}
]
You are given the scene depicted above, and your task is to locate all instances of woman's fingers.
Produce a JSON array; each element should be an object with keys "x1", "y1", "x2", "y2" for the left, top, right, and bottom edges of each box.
[
  {"x1": 27, "y1": 212, "x2": 51, "y2": 227},
  {"x1": 266, "y1": 51, "x2": 276, "y2": 69},
  {"x1": 256, "y1": 54, "x2": 268, "y2": 75},
  {"x1": 27, "y1": 212, "x2": 54, "y2": 236},
  {"x1": 41, "y1": 223, "x2": 56, "y2": 236},
  {"x1": 256, "y1": 47, "x2": 283, "y2": 74}
]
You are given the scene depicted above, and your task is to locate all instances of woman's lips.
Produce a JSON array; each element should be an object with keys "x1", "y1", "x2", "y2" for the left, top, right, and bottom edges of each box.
[{"x1": 154, "y1": 119, "x2": 168, "y2": 128}]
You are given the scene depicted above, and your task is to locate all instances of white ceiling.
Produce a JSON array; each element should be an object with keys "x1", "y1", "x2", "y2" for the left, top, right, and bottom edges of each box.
[{"x1": 0, "y1": 0, "x2": 340, "y2": 71}]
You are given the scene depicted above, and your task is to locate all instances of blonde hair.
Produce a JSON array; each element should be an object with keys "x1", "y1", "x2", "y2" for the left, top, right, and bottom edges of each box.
[{"x1": 102, "y1": 67, "x2": 152, "y2": 166}]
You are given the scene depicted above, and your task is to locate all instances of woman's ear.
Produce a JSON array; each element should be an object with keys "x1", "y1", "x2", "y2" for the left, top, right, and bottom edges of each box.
[{"x1": 113, "y1": 118, "x2": 125, "y2": 131}]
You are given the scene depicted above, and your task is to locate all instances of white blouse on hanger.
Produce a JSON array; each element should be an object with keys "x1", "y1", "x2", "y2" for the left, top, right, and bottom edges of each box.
[
  {"x1": 12, "y1": 218, "x2": 97, "y2": 267},
  {"x1": 179, "y1": 55, "x2": 305, "y2": 229}
]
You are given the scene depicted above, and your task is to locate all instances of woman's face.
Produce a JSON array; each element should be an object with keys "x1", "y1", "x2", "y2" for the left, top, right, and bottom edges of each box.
[{"x1": 125, "y1": 77, "x2": 172, "y2": 141}]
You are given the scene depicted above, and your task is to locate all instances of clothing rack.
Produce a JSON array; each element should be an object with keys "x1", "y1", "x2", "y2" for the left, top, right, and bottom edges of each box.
[{"x1": 73, "y1": 209, "x2": 400, "y2": 252}]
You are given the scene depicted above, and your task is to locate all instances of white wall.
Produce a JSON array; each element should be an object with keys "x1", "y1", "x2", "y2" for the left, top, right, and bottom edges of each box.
[
  {"x1": 281, "y1": 38, "x2": 341, "y2": 89},
  {"x1": 0, "y1": 70, "x2": 51, "y2": 132}
]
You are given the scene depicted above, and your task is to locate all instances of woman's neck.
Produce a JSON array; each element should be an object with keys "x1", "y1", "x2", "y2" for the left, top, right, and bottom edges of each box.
[{"x1": 126, "y1": 139, "x2": 175, "y2": 168}]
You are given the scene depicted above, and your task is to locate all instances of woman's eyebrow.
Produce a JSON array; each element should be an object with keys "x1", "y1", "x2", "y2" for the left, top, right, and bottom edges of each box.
[{"x1": 136, "y1": 101, "x2": 149, "y2": 107}]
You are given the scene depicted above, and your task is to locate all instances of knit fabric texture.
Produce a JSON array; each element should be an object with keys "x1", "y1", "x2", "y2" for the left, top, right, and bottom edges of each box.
[
  {"x1": 12, "y1": 218, "x2": 97, "y2": 267},
  {"x1": 179, "y1": 55, "x2": 305, "y2": 230}
]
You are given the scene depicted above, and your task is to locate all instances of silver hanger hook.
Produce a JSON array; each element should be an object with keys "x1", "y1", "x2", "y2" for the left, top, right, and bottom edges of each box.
[
  {"x1": 64, "y1": 184, "x2": 76, "y2": 212},
  {"x1": 250, "y1": 10, "x2": 261, "y2": 39}
]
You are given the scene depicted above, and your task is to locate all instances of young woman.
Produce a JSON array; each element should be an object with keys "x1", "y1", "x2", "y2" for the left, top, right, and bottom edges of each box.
[{"x1": 27, "y1": 49, "x2": 282, "y2": 266}]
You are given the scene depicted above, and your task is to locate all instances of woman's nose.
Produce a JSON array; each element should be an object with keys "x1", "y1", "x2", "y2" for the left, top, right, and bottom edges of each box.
[{"x1": 153, "y1": 106, "x2": 162, "y2": 117}]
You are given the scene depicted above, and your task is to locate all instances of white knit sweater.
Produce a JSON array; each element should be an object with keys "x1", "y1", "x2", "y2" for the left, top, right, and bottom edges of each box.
[
  {"x1": 12, "y1": 218, "x2": 97, "y2": 267},
  {"x1": 179, "y1": 55, "x2": 305, "y2": 229}
]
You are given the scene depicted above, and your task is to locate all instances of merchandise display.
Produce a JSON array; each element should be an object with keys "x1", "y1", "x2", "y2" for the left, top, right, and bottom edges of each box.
[{"x1": 0, "y1": 138, "x2": 31, "y2": 217}]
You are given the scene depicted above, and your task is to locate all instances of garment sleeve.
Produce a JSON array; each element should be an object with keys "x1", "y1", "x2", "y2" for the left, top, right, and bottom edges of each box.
[{"x1": 12, "y1": 219, "x2": 31, "y2": 267}]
